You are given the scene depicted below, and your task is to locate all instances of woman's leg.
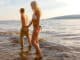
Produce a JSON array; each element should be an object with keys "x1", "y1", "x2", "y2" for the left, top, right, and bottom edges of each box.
[
  {"x1": 31, "y1": 31, "x2": 42, "y2": 56},
  {"x1": 35, "y1": 32, "x2": 42, "y2": 55}
]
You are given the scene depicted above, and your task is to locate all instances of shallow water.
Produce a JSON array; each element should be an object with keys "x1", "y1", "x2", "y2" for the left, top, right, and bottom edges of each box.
[{"x1": 0, "y1": 19, "x2": 80, "y2": 47}]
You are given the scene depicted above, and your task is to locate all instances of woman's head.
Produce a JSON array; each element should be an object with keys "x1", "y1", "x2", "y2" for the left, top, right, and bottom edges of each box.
[{"x1": 31, "y1": 1, "x2": 38, "y2": 11}]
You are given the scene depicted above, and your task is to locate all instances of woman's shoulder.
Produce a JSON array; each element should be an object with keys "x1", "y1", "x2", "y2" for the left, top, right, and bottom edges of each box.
[{"x1": 35, "y1": 9, "x2": 41, "y2": 16}]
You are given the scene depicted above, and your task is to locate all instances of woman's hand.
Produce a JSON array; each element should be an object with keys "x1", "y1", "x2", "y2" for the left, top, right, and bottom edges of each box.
[
  {"x1": 26, "y1": 26, "x2": 29, "y2": 28},
  {"x1": 28, "y1": 21, "x2": 32, "y2": 28}
]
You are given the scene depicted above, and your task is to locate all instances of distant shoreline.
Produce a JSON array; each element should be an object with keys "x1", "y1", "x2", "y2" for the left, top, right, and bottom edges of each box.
[{"x1": 46, "y1": 15, "x2": 80, "y2": 20}]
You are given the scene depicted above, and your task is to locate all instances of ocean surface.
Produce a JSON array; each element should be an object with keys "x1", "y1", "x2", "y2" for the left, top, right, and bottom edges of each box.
[{"x1": 0, "y1": 19, "x2": 80, "y2": 47}]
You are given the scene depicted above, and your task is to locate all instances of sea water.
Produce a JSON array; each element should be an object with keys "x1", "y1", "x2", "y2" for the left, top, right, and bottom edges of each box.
[{"x1": 0, "y1": 19, "x2": 80, "y2": 47}]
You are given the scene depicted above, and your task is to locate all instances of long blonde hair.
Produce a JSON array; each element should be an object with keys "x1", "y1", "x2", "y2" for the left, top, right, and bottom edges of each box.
[{"x1": 31, "y1": 1, "x2": 41, "y2": 16}]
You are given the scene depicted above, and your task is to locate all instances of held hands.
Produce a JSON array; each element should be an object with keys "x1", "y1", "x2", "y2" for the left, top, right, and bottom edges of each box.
[
  {"x1": 26, "y1": 26, "x2": 29, "y2": 28},
  {"x1": 26, "y1": 25, "x2": 30, "y2": 28}
]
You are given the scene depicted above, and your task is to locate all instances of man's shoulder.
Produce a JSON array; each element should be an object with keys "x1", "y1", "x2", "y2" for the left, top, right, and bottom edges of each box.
[{"x1": 21, "y1": 15, "x2": 26, "y2": 20}]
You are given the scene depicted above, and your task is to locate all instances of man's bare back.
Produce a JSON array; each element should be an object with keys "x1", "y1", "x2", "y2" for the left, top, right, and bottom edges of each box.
[{"x1": 21, "y1": 14, "x2": 28, "y2": 27}]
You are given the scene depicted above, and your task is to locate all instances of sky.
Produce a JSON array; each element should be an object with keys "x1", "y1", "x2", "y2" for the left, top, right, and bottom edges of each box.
[{"x1": 0, "y1": 0, "x2": 80, "y2": 20}]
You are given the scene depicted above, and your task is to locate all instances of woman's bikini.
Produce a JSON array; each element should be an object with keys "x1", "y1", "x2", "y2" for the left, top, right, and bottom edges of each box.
[{"x1": 32, "y1": 13, "x2": 41, "y2": 33}]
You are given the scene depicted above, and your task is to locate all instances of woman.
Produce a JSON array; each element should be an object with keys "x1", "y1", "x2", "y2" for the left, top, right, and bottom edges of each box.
[{"x1": 28, "y1": 1, "x2": 42, "y2": 58}]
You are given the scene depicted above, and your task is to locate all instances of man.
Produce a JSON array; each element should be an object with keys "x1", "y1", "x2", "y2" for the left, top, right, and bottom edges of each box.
[{"x1": 20, "y1": 8, "x2": 31, "y2": 51}]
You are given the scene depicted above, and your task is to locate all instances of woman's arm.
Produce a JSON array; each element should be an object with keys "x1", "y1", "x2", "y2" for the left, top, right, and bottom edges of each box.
[
  {"x1": 36, "y1": 10, "x2": 40, "y2": 27},
  {"x1": 27, "y1": 20, "x2": 32, "y2": 27}
]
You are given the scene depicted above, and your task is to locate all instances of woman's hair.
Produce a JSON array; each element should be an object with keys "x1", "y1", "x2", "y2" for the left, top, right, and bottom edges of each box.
[
  {"x1": 31, "y1": 1, "x2": 39, "y2": 10},
  {"x1": 31, "y1": 1, "x2": 41, "y2": 14}
]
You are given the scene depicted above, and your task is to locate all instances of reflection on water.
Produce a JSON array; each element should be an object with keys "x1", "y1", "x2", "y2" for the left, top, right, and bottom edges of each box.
[
  {"x1": 19, "y1": 51, "x2": 28, "y2": 60},
  {"x1": 19, "y1": 50, "x2": 43, "y2": 60}
]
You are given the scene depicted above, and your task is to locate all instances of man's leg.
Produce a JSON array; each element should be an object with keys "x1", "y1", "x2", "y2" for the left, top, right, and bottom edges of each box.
[
  {"x1": 26, "y1": 31, "x2": 32, "y2": 51},
  {"x1": 20, "y1": 32, "x2": 24, "y2": 51}
]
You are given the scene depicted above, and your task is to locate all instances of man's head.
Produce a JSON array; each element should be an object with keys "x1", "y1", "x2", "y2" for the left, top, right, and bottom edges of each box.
[{"x1": 20, "y1": 8, "x2": 25, "y2": 14}]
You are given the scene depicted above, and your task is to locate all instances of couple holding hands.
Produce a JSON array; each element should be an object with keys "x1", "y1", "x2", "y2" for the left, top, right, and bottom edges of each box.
[{"x1": 20, "y1": 1, "x2": 42, "y2": 58}]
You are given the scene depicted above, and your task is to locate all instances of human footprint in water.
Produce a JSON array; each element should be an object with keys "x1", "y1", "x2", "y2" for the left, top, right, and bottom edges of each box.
[{"x1": 28, "y1": 1, "x2": 42, "y2": 58}]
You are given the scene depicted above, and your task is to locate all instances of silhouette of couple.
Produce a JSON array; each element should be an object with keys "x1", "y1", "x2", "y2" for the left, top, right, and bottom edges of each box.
[{"x1": 19, "y1": 1, "x2": 42, "y2": 59}]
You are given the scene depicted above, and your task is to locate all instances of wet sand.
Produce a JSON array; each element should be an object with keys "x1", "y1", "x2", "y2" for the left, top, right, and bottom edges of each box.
[{"x1": 0, "y1": 32, "x2": 80, "y2": 60}]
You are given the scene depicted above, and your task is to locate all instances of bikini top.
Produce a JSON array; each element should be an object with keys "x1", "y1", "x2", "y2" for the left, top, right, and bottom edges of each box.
[{"x1": 32, "y1": 14, "x2": 37, "y2": 20}]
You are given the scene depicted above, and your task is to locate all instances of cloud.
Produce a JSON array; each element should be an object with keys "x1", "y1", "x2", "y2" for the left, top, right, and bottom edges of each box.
[
  {"x1": 0, "y1": 0, "x2": 67, "y2": 19},
  {"x1": 0, "y1": 0, "x2": 80, "y2": 19},
  {"x1": 37, "y1": 0, "x2": 66, "y2": 10},
  {"x1": 0, "y1": 0, "x2": 9, "y2": 6},
  {"x1": 0, "y1": 0, "x2": 31, "y2": 20},
  {"x1": 0, "y1": 0, "x2": 29, "y2": 7}
]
